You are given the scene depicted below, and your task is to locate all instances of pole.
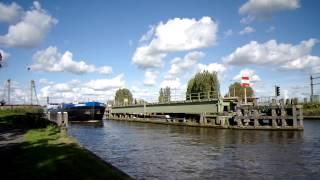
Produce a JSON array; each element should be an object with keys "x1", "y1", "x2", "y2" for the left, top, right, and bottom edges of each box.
[
  {"x1": 311, "y1": 75, "x2": 314, "y2": 102},
  {"x1": 7, "y1": 79, "x2": 10, "y2": 105},
  {"x1": 30, "y1": 80, "x2": 33, "y2": 105},
  {"x1": 244, "y1": 87, "x2": 247, "y2": 104}
]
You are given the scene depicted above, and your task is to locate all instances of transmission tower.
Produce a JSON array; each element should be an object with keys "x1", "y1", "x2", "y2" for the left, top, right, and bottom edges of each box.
[
  {"x1": 310, "y1": 74, "x2": 320, "y2": 102},
  {"x1": 30, "y1": 80, "x2": 39, "y2": 105}
]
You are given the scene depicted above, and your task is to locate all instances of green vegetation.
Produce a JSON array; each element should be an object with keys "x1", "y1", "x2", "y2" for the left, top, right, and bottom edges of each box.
[
  {"x1": 303, "y1": 103, "x2": 320, "y2": 116},
  {"x1": 186, "y1": 71, "x2": 220, "y2": 100},
  {"x1": 158, "y1": 87, "x2": 171, "y2": 103},
  {"x1": 226, "y1": 82, "x2": 254, "y2": 99},
  {"x1": 0, "y1": 109, "x2": 131, "y2": 179},
  {"x1": 0, "y1": 107, "x2": 48, "y2": 128},
  {"x1": 115, "y1": 88, "x2": 133, "y2": 105}
]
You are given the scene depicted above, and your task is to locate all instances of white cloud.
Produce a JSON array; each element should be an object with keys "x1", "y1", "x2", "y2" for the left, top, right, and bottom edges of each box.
[
  {"x1": 52, "y1": 83, "x2": 73, "y2": 92},
  {"x1": 167, "y1": 51, "x2": 205, "y2": 79},
  {"x1": 239, "y1": 26, "x2": 255, "y2": 35},
  {"x1": 85, "y1": 74, "x2": 125, "y2": 91},
  {"x1": 160, "y1": 78, "x2": 181, "y2": 89},
  {"x1": 131, "y1": 86, "x2": 153, "y2": 100},
  {"x1": 232, "y1": 69, "x2": 261, "y2": 82},
  {"x1": 132, "y1": 16, "x2": 218, "y2": 69},
  {"x1": 196, "y1": 63, "x2": 227, "y2": 80},
  {"x1": 0, "y1": 1, "x2": 57, "y2": 48},
  {"x1": 266, "y1": 26, "x2": 275, "y2": 33},
  {"x1": 144, "y1": 71, "x2": 158, "y2": 86},
  {"x1": 224, "y1": 29, "x2": 233, "y2": 37},
  {"x1": 97, "y1": 66, "x2": 113, "y2": 75},
  {"x1": 38, "y1": 75, "x2": 125, "y2": 103},
  {"x1": 139, "y1": 25, "x2": 154, "y2": 43},
  {"x1": 30, "y1": 46, "x2": 113, "y2": 75},
  {"x1": 132, "y1": 46, "x2": 166, "y2": 69},
  {"x1": 38, "y1": 78, "x2": 54, "y2": 85},
  {"x1": 239, "y1": 0, "x2": 300, "y2": 22},
  {"x1": 0, "y1": 2, "x2": 22, "y2": 23},
  {"x1": 224, "y1": 38, "x2": 320, "y2": 73}
]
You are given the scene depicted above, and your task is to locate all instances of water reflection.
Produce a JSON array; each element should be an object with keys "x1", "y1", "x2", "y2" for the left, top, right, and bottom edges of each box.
[{"x1": 69, "y1": 120, "x2": 320, "y2": 179}]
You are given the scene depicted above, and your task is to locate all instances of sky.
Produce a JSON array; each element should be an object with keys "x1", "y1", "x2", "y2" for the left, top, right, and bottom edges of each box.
[{"x1": 0, "y1": 0, "x2": 320, "y2": 104}]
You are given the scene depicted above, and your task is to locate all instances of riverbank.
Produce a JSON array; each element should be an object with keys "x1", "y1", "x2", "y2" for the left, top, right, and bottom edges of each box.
[
  {"x1": 0, "y1": 109, "x2": 131, "y2": 179},
  {"x1": 303, "y1": 103, "x2": 320, "y2": 118}
]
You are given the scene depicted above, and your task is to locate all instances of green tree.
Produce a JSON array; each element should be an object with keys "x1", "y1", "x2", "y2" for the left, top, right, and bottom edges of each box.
[
  {"x1": 227, "y1": 82, "x2": 254, "y2": 99},
  {"x1": 186, "y1": 71, "x2": 220, "y2": 100},
  {"x1": 158, "y1": 87, "x2": 171, "y2": 103},
  {"x1": 114, "y1": 88, "x2": 133, "y2": 105}
]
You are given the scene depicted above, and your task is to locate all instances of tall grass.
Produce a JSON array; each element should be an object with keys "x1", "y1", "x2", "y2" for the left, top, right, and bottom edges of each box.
[{"x1": 303, "y1": 103, "x2": 320, "y2": 116}]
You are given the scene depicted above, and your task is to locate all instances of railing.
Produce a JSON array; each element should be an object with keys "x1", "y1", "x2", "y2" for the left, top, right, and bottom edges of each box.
[
  {"x1": 113, "y1": 90, "x2": 219, "y2": 107},
  {"x1": 185, "y1": 91, "x2": 219, "y2": 101}
]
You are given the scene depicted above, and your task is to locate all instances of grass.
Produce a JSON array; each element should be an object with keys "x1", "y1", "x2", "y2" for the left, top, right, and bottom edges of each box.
[
  {"x1": 0, "y1": 107, "x2": 48, "y2": 128},
  {"x1": 0, "y1": 109, "x2": 131, "y2": 180},
  {"x1": 302, "y1": 103, "x2": 320, "y2": 116}
]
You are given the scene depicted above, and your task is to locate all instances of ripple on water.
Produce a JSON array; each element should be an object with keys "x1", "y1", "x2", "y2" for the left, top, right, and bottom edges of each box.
[{"x1": 68, "y1": 120, "x2": 320, "y2": 179}]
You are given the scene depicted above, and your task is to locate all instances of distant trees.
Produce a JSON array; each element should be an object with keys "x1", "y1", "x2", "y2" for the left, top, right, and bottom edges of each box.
[
  {"x1": 227, "y1": 82, "x2": 254, "y2": 99},
  {"x1": 115, "y1": 88, "x2": 133, "y2": 105},
  {"x1": 186, "y1": 71, "x2": 220, "y2": 100},
  {"x1": 158, "y1": 87, "x2": 171, "y2": 103}
]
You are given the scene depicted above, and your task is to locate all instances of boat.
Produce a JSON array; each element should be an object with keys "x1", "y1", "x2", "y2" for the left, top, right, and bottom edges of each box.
[{"x1": 47, "y1": 101, "x2": 106, "y2": 122}]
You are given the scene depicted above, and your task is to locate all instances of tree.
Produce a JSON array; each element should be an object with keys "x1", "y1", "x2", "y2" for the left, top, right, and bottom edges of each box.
[
  {"x1": 158, "y1": 87, "x2": 171, "y2": 103},
  {"x1": 226, "y1": 82, "x2": 254, "y2": 99},
  {"x1": 186, "y1": 71, "x2": 220, "y2": 100},
  {"x1": 115, "y1": 88, "x2": 133, "y2": 105}
]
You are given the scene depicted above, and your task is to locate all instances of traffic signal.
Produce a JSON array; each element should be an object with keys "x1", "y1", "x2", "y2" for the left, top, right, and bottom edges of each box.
[{"x1": 275, "y1": 86, "x2": 280, "y2": 96}]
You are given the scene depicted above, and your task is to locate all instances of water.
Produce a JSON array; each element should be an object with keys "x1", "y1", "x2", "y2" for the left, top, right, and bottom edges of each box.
[{"x1": 68, "y1": 120, "x2": 320, "y2": 179}]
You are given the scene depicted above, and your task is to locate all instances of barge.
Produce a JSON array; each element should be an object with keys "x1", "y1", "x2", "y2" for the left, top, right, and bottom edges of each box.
[{"x1": 47, "y1": 102, "x2": 105, "y2": 123}]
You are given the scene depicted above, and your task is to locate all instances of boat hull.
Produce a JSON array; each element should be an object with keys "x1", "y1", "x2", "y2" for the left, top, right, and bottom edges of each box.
[
  {"x1": 66, "y1": 106, "x2": 105, "y2": 121},
  {"x1": 47, "y1": 102, "x2": 106, "y2": 122}
]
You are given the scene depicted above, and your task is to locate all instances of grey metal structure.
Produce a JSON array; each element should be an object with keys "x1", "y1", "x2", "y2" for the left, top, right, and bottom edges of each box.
[{"x1": 111, "y1": 99, "x2": 232, "y2": 114}]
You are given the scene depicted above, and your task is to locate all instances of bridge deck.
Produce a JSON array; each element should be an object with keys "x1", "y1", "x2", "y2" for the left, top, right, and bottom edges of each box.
[{"x1": 111, "y1": 99, "x2": 233, "y2": 114}]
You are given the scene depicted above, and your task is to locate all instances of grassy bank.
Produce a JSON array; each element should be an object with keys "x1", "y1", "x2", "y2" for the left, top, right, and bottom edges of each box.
[
  {"x1": 0, "y1": 107, "x2": 49, "y2": 128},
  {"x1": 0, "y1": 109, "x2": 131, "y2": 179},
  {"x1": 303, "y1": 103, "x2": 320, "y2": 116}
]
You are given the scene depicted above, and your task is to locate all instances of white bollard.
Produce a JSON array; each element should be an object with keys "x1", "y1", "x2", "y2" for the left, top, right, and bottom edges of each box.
[
  {"x1": 57, "y1": 112, "x2": 62, "y2": 126},
  {"x1": 63, "y1": 112, "x2": 68, "y2": 127}
]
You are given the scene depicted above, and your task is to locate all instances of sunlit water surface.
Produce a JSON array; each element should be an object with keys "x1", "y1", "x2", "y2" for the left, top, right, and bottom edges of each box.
[{"x1": 68, "y1": 120, "x2": 320, "y2": 179}]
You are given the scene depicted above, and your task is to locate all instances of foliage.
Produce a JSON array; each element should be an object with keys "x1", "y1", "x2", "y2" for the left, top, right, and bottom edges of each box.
[
  {"x1": 0, "y1": 108, "x2": 48, "y2": 128},
  {"x1": 115, "y1": 88, "x2": 133, "y2": 105},
  {"x1": 303, "y1": 102, "x2": 320, "y2": 116},
  {"x1": 158, "y1": 87, "x2": 171, "y2": 103},
  {"x1": 186, "y1": 71, "x2": 220, "y2": 100},
  {"x1": 226, "y1": 82, "x2": 254, "y2": 99}
]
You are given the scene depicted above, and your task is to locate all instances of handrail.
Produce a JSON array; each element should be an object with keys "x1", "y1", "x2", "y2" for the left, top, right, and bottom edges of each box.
[{"x1": 113, "y1": 90, "x2": 220, "y2": 107}]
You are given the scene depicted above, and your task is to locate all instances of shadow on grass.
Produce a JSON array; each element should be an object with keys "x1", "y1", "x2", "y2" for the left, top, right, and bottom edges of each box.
[
  {"x1": 0, "y1": 130, "x2": 131, "y2": 180},
  {"x1": 0, "y1": 113, "x2": 52, "y2": 129},
  {"x1": 0, "y1": 112, "x2": 132, "y2": 180}
]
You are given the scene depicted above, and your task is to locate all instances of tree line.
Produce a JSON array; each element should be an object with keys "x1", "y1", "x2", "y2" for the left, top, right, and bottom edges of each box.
[{"x1": 114, "y1": 71, "x2": 254, "y2": 105}]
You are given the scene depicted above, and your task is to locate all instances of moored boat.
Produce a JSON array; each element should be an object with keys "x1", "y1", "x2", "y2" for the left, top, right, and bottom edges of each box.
[{"x1": 48, "y1": 101, "x2": 106, "y2": 122}]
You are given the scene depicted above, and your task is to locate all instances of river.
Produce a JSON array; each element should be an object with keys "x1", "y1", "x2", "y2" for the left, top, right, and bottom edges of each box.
[{"x1": 68, "y1": 120, "x2": 320, "y2": 179}]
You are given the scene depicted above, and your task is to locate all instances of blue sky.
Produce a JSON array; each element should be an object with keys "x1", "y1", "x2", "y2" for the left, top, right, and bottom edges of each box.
[{"x1": 0, "y1": 0, "x2": 320, "y2": 104}]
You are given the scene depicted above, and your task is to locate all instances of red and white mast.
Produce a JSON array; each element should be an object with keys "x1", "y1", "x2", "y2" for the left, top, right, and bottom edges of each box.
[{"x1": 241, "y1": 76, "x2": 250, "y2": 104}]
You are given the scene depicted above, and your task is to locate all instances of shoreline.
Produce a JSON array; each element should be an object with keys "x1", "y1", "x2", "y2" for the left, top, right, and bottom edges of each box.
[{"x1": 0, "y1": 110, "x2": 132, "y2": 180}]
